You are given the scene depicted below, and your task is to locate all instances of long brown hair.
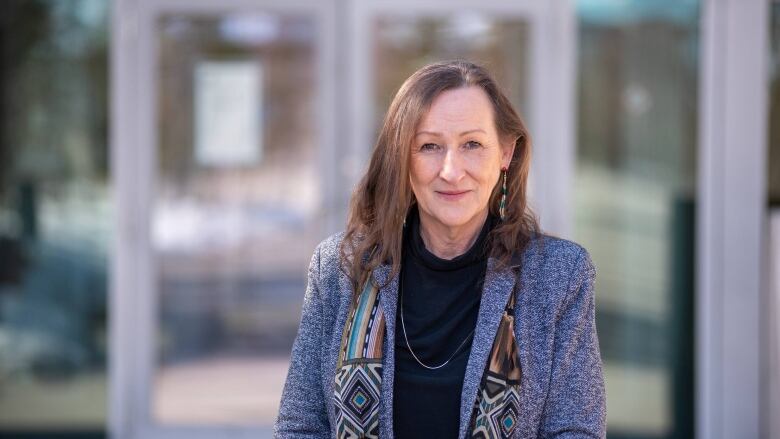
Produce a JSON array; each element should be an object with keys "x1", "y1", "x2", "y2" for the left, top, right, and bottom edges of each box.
[{"x1": 340, "y1": 60, "x2": 539, "y2": 294}]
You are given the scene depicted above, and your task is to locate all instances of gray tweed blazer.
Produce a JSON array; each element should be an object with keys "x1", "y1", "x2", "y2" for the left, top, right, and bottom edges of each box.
[{"x1": 274, "y1": 231, "x2": 606, "y2": 438}]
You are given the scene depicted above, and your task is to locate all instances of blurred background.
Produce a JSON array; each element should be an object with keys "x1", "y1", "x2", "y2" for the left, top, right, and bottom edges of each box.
[{"x1": 0, "y1": 0, "x2": 776, "y2": 438}]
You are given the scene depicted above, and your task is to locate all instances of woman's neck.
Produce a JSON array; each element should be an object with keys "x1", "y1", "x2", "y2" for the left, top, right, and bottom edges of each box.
[{"x1": 417, "y1": 208, "x2": 489, "y2": 260}]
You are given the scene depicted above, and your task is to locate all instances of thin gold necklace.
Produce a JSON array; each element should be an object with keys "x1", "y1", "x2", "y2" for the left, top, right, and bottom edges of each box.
[{"x1": 398, "y1": 270, "x2": 476, "y2": 370}]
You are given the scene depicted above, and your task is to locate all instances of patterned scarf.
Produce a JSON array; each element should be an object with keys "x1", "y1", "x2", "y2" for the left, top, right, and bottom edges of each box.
[{"x1": 333, "y1": 272, "x2": 521, "y2": 438}]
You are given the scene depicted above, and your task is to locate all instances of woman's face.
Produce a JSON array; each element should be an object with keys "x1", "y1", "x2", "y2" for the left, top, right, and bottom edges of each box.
[{"x1": 410, "y1": 86, "x2": 514, "y2": 234}]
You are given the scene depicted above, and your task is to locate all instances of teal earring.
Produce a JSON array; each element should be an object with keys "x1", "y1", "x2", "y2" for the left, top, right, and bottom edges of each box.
[{"x1": 499, "y1": 166, "x2": 508, "y2": 221}]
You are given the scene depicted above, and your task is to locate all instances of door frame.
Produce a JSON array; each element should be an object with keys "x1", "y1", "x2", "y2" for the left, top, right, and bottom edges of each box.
[{"x1": 110, "y1": 0, "x2": 337, "y2": 437}]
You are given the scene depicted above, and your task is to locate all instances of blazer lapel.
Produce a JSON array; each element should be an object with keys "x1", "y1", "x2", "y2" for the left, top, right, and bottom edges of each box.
[
  {"x1": 511, "y1": 238, "x2": 543, "y2": 439},
  {"x1": 372, "y1": 263, "x2": 399, "y2": 439},
  {"x1": 457, "y1": 258, "x2": 518, "y2": 439}
]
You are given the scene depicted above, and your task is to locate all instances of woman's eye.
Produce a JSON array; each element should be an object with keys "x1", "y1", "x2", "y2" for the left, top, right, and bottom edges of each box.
[
  {"x1": 420, "y1": 143, "x2": 439, "y2": 151},
  {"x1": 465, "y1": 140, "x2": 483, "y2": 149}
]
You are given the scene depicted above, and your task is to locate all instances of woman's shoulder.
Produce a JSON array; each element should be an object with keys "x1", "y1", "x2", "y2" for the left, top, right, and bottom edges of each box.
[
  {"x1": 307, "y1": 231, "x2": 348, "y2": 284},
  {"x1": 312, "y1": 230, "x2": 346, "y2": 264},
  {"x1": 301, "y1": 231, "x2": 350, "y2": 312},
  {"x1": 521, "y1": 231, "x2": 596, "y2": 289},
  {"x1": 527, "y1": 231, "x2": 593, "y2": 262}
]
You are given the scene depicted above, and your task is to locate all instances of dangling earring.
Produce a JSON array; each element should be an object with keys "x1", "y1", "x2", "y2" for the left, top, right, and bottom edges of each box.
[{"x1": 499, "y1": 166, "x2": 508, "y2": 221}]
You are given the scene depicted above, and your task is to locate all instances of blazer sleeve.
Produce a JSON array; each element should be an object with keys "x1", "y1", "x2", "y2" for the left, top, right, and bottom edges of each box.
[
  {"x1": 274, "y1": 243, "x2": 331, "y2": 438},
  {"x1": 539, "y1": 247, "x2": 606, "y2": 439}
]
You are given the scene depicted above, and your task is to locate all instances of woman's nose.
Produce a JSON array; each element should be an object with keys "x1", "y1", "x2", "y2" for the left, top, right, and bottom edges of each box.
[{"x1": 439, "y1": 147, "x2": 465, "y2": 183}]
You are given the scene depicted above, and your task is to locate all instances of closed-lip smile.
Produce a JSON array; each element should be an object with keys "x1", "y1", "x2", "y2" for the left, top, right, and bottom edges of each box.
[{"x1": 435, "y1": 190, "x2": 469, "y2": 200}]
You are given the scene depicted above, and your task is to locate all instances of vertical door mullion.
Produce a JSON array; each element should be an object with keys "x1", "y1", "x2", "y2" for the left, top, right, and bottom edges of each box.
[
  {"x1": 697, "y1": 0, "x2": 768, "y2": 437},
  {"x1": 531, "y1": 1, "x2": 576, "y2": 237},
  {"x1": 110, "y1": 0, "x2": 141, "y2": 438}
]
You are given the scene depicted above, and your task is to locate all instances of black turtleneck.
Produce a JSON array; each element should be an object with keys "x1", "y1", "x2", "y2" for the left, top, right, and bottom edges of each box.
[{"x1": 393, "y1": 205, "x2": 496, "y2": 439}]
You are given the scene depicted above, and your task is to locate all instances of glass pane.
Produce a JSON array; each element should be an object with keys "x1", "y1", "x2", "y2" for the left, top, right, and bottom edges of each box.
[
  {"x1": 153, "y1": 13, "x2": 321, "y2": 426},
  {"x1": 373, "y1": 15, "x2": 529, "y2": 136},
  {"x1": 575, "y1": 2, "x2": 699, "y2": 438},
  {"x1": 768, "y1": 5, "x2": 780, "y2": 435},
  {"x1": 0, "y1": 0, "x2": 110, "y2": 431},
  {"x1": 769, "y1": 3, "x2": 780, "y2": 205}
]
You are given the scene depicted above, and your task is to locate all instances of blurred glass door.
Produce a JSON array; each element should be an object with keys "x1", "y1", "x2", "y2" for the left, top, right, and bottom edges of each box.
[
  {"x1": 153, "y1": 12, "x2": 323, "y2": 427},
  {"x1": 574, "y1": 2, "x2": 699, "y2": 438},
  {"x1": 113, "y1": 1, "x2": 336, "y2": 437}
]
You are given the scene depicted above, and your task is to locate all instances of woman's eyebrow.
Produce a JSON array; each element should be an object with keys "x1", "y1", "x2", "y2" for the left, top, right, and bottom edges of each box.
[{"x1": 414, "y1": 128, "x2": 487, "y2": 137}]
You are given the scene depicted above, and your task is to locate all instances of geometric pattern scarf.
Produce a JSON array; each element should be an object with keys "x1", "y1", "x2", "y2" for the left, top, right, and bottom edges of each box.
[{"x1": 333, "y1": 275, "x2": 522, "y2": 438}]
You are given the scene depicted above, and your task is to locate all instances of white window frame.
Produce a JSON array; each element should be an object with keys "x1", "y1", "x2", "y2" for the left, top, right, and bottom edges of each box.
[
  {"x1": 110, "y1": 0, "x2": 337, "y2": 438},
  {"x1": 696, "y1": 0, "x2": 768, "y2": 438}
]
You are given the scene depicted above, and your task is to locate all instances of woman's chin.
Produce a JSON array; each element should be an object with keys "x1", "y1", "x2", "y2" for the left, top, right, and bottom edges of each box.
[{"x1": 423, "y1": 207, "x2": 484, "y2": 230}]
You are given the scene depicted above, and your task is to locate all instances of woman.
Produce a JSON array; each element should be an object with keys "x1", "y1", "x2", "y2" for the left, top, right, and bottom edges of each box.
[{"x1": 274, "y1": 60, "x2": 605, "y2": 438}]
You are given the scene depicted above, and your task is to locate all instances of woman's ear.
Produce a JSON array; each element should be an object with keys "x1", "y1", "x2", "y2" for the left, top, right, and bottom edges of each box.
[{"x1": 501, "y1": 139, "x2": 517, "y2": 168}]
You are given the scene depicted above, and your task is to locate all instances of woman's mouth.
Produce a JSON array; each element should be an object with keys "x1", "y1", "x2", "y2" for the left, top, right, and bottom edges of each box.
[{"x1": 435, "y1": 190, "x2": 469, "y2": 201}]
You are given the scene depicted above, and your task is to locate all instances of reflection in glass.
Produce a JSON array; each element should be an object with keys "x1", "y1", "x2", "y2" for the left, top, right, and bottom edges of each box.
[
  {"x1": 154, "y1": 13, "x2": 321, "y2": 426},
  {"x1": 0, "y1": 0, "x2": 110, "y2": 431},
  {"x1": 373, "y1": 15, "x2": 529, "y2": 135},
  {"x1": 575, "y1": 1, "x2": 698, "y2": 438},
  {"x1": 768, "y1": 4, "x2": 780, "y2": 205}
]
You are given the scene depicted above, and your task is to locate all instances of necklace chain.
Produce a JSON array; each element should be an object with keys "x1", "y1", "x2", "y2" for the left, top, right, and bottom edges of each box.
[{"x1": 399, "y1": 273, "x2": 475, "y2": 370}]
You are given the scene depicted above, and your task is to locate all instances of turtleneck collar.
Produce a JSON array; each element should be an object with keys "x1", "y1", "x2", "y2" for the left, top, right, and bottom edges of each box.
[{"x1": 403, "y1": 204, "x2": 496, "y2": 272}]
